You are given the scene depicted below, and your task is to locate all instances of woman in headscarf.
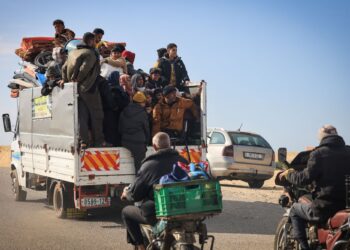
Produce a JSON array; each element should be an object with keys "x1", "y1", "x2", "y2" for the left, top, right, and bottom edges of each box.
[{"x1": 131, "y1": 73, "x2": 146, "y2": 94}]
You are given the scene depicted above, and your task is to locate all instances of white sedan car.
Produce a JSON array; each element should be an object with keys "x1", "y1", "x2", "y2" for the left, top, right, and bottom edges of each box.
[{"x1": 207, "y1": 128, "x2": 275, "y2": 188}]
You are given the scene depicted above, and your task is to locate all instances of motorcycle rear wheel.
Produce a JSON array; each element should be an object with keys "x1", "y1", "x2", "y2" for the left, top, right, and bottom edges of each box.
[{"x1": 274, "y1": 216, "x2": 300, "y2": 250}]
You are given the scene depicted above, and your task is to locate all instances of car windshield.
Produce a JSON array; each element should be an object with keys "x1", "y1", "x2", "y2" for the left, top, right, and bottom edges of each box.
[{"x1": 228, "y1": 132, "x2": 271, "y2": 148}]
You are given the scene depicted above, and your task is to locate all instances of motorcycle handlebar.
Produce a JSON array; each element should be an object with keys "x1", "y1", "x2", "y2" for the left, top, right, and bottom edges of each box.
[{"x1": 274, "y1": 171, "x2": 291, "y2": 187}]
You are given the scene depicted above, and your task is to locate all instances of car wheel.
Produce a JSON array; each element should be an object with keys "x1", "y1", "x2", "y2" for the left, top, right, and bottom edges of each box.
[{"x1": 248, "y1": 180, "x2": 264, "y2": 189}]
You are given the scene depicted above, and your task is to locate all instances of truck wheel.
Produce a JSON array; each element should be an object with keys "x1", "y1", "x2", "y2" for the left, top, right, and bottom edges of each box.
[
  {"x1": 11, "y1": 169, "x2": 27, "y2": 201},
  {"x1": 53, "y1": 182, "x2": 67, "y2": 218},
  {"x1": 248, "y1": 180, "x2": 264, "y2": 189}
]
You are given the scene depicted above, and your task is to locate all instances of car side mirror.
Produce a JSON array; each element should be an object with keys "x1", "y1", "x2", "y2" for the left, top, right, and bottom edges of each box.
[
  {"x1": 278, "y1": 147, "x2": 287, "y2": 162},
  {"x1": 2, "y1": 114, "x2": 12, "y2": 132}
]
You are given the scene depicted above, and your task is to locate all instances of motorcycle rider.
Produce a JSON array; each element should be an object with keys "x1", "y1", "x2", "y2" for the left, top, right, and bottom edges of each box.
[
  {"x1": 120, "y1": 132, "x2": 188, "y2": 250},
  {"x1": 279, "y1": 125, "x2": 350, "y2": 250}
]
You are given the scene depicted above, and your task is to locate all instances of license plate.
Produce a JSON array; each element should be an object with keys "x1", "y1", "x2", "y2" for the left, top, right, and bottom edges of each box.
[
  {"x1": 80, "y1": 197, "x2": 110, "y2": 208},
  {"x1": 244, "y1": 152, "x2": 264, "y2": 160}
]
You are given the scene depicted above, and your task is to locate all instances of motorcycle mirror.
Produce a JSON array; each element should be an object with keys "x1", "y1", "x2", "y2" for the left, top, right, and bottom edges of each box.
[
  {"x1": 278, "y1": 147, "x2": 287, "y2": 163},
  {"x1": 2, "y1": 114, "x2": 12, "y2": 133}
]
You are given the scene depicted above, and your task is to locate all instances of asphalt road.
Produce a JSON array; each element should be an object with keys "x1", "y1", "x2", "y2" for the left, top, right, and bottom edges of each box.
[{"x1": 0, "y1": 167, "x2": 284, "y2": 250}]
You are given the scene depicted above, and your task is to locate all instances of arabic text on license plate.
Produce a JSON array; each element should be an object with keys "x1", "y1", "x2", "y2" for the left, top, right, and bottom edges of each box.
[
  {"x1": 244, "y1": 152, "x2": 264, "y2": 160},
  {"x1": 81, "y1": 197, "x2": 109, "y2": 208}
]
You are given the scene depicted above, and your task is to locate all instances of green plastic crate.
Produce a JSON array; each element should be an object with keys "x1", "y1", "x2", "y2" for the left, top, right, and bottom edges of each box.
[{"x1": 154, "y1": 180, "x2": 223, "y2": 218}]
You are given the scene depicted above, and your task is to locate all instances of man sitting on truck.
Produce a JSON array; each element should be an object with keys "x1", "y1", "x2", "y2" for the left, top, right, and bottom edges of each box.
[
  {"x1": 121, "y1": 132, "x2": 188, "y2": 250},
  {"x1": 152, "y1": 86, "x2": 199, "y2": 138},
  {"x1": 61, "y1": 32, "x2": 107, "y2": 147},
  {"x1": 93, "y1": 28, "x2": 104, "y2": 48},
  {"x1": 46, "y1": 47, "x2": 67, "y2": 79},
  {"x1": 101, "y1": 45, "x2": 127, "y2": 75},
  {"x1": 53, "y1": 19, "x2": 75, "y2": 47},
  {"x1": 145, "y1": 67, "x2": 167, "y2": 90}
]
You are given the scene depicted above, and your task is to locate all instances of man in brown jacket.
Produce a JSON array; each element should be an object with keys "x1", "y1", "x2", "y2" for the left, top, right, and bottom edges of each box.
[
  {"x1": 152, "y1": 86, "x2": 198, "y2": 137},
  {"x1": 53, "y1": 19, "x2": 75, "y2": 47},
  {"x1": 61, "y1": 32, "x2": 106, "y2": 147}
]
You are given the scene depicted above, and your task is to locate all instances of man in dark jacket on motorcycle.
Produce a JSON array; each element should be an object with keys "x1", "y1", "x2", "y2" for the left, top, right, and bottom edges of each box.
[
  {"x1": 280, "y1": 125, "x2": 350, "y2": 250},
  {"x1": 121, "y1": 132, "x2": 188, "y2": 250}
]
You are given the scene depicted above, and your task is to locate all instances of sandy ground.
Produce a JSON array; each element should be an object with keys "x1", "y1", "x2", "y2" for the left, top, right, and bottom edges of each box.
[
  {"x1": 206, "y1": 172, "x2": 285, "y2": 249},
  {"x1": 0, "y1": 146, "x2": 10, "y2": 167}
]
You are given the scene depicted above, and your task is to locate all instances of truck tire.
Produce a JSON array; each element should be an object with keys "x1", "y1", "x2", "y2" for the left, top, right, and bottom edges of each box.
[
  {"x1": 53, "y1": 182, "x2": 67, "y2": 218},
  {"x1": 34, "y1": 51, "x2": 53, "y2": 68},
  {"x1": 248, "y1": 180, "x2": 265, "y2": 189},
  {"x1": 11, "y1": 169, "x2": 27, "y2": 201}
]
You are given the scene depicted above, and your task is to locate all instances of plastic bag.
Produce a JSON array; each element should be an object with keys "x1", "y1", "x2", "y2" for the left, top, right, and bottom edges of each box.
[
  {"x1": 159, "y1": 163, "x2": 190, "y2": 184},
  {"x1": 100, "y1": 63, "x2": 123, "y2": 79},
  {"x1": 188, "y1": 162, "x2": 210, "y2": 180}
]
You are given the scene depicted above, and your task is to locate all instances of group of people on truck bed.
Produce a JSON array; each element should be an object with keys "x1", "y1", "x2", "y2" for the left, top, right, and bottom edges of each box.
[{"x1": 47, "y1": 19, "x2": 201, "y2": 172}]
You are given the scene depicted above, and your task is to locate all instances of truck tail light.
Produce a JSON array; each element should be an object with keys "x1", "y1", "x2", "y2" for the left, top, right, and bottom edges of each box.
[{"x1": 222, "y1": 145, "x2": 234, "y2": 157}]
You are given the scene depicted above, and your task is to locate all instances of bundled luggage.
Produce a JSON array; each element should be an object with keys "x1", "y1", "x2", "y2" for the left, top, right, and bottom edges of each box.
[
  {"x1": 15, "y1": 37, "x2": 55, "y2": 63},
  {"x1": 159, "y1": 161, "x2": 210, "y2": 184},
  {"x1": 10, "y1": 36, "x2": 130, "y2": 99}
]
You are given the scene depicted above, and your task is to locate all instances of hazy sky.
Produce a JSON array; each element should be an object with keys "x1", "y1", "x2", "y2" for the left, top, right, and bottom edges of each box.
[{"x1": 0, "y1": 0, "x2": 349, "y2": 151}]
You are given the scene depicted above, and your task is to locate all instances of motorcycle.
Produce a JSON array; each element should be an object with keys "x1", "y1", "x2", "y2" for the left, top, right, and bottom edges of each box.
[
  {"x1": 274, "y1": 149, "x2": 350, "y2": 250},
  {"x1": 140, "y1": 213, "x2": 215, "y2": 250},
  {"x1": 139, "y1": 162, "x2": 221, "y2": 250}
]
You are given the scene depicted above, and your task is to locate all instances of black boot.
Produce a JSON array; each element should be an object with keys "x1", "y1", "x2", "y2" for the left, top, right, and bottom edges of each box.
[{"x1": 298, "y1": 238, "x2": 311, "y2": 250}]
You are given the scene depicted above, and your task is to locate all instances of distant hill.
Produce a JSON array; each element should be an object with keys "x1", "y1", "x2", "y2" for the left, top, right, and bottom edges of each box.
[{"x1": 287, "y1": 152, "x2": 298, "y2": 162}]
